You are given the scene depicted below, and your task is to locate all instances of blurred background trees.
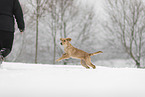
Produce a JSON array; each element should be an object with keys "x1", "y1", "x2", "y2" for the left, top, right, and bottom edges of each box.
[
  {"x1": 6, "y1": 0, "x2": 145, "y2": 67},
  {"x1": 8, "y1": 0, "x2": 100, "y2": 65},
  {"x1": 104, "y1": 0, "x2": 145, "y2": 68}
]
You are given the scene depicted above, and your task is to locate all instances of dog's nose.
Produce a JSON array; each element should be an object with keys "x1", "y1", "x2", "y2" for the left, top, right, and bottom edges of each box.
[{"x1": 60, "y1": 43, "x2": 62, "y2": 45}]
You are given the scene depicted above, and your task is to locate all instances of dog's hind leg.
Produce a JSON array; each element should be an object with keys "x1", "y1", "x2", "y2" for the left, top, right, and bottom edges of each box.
[
  {"x1": 85, "y1": 57, "x2": 96, "y2": 69},
  {"x1": 81, "y1": 59, "x2": 90, "y2": 69},
  {"x1": 88, "y1": 62, "x2": 96, "y2": 69}
]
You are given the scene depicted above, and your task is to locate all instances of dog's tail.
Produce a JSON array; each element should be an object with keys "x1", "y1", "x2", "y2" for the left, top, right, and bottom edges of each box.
[{"x1": 89, "y1": 51, "x2": 103, "y2": 56}]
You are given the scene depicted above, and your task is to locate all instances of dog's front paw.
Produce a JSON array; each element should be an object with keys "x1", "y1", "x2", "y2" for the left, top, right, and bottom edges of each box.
[{"x1": 56, "y1": 59, "x2": 60, "y2": 62}]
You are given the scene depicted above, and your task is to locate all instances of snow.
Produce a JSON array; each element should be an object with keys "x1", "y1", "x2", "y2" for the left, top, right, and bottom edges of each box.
[
  {"x1": 94, "y1": 59, "x2": 136, "y2": 68},
  {"x1": 0, "y1": 62, "x2": 145, "y2": 97}
]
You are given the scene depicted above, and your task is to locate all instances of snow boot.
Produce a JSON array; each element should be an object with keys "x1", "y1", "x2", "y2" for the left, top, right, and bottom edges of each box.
[
  {"x1": 0, "y1": 48, "x2": 10, "y2": 57},
  {"x1": 0, "y1": 53, "x2": 4, "y2": 68}
]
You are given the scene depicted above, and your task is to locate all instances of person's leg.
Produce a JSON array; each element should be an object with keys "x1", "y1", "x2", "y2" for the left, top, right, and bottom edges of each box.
[
  {"x1": 0, "y1": 31, "x2": 14, "y2": 58},
  {"x1": 0, "y1": 31, "x2": 4, "y2": 50},
  {"x1": 0, "y1": 48, "x2": 11, "y2": 57},
  {"x1": 0, "y1": 31, "x2": 5, "y2": 66}
]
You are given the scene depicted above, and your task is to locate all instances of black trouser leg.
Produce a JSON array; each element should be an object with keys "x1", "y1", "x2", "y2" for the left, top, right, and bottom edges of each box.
[{"x1": 0, "y1": 30, "x2": 14, "y2": 57}]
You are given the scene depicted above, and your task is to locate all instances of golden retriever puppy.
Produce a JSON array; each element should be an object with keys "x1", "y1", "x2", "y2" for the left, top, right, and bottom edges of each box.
[{"x1": 56, "y1": 38, "x2": 103, "y2": 69}]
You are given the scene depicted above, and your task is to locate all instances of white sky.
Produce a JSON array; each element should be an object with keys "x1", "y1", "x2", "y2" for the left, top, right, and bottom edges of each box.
[
  {"x1": 79, "y1": 0, "x2": 105, "y2": 19},
  {"x1": 80, "y1": 0, "x2": 104, "y2": 11},
  {"x1": 21, "y1": 0, "x2": 104, "y2": 13}
]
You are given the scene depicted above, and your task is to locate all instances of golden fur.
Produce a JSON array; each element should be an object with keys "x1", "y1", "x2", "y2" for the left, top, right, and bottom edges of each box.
[{"x1": 56, "y1": 38, "x2": 103, "y2": 69}]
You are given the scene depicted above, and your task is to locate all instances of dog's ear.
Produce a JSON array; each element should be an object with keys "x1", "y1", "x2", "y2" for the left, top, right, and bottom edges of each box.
[
  {"x1": 60, "y1": 38, "x2": 63, "y2": 41},
  {"x1": 66, "y1": 38, "x2": 72, "y2": 41}
]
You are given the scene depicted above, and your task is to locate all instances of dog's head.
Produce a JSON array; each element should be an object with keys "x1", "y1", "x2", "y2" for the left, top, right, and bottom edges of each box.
[{"x1": 60, "y1": 38, "x2": 72, "y2": 46}]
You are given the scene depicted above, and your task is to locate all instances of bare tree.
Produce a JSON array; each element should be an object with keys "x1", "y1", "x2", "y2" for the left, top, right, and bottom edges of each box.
[
  {"x1": 44, "y1": 0, "x2": 58, "y2": 64},
  {"x1": 104, "y1": 0, "x2": 145, "y2": 68},
  {"x1": 45, "y1": 0, "x2": 76, "y2": 64},
  {"x1": 28, "y1": 0, "x2": 48, "y2": 63}
]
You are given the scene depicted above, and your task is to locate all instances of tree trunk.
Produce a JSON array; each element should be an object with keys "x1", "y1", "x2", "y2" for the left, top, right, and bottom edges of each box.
[
  {"x1": 136, "y1": 61, "x2": 140, "y2": 68},
  {"x1": 53, "y1": 36, "x2": 56, "y2": 64},
  {"x1": 35, "y1": 0, "x2": 39, "y2": 64}
]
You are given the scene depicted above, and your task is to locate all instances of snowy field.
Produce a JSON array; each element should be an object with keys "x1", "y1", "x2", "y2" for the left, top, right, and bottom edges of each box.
[{"x1": 0, "y1": 62, "x2": 145, "y2": 97}]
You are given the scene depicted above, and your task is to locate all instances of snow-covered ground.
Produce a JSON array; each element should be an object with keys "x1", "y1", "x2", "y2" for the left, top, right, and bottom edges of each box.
[{"x1": 0, "y1": 62, "x2": 145, "y2": 97}]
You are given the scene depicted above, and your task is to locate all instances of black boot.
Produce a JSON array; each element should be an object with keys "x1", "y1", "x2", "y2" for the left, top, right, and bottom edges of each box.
[
  {"x1": 0, "y1": 48, "x2": 11, "y2": 58},
  {"x1": 0, "y1": 48, "x2": 10, "y2": 68},
  {"x1": 0, "y1": 52, "x2": 4, "y2": 68}
]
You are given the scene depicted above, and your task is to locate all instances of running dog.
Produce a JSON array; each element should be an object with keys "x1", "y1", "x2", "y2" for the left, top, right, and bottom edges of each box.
[{"x1": 56, "y1": 38, "x2": 103, "y2": 69}]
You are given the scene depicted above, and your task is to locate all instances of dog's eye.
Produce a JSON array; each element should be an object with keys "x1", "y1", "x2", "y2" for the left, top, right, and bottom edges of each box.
[{"x1": 64, "y1": 40, "x2": 66, "y2": 42}]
